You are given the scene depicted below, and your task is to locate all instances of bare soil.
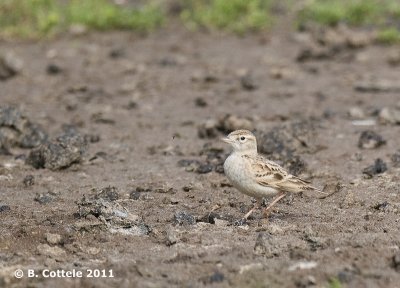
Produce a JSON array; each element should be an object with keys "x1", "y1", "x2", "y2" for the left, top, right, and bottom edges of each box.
[{"x1": 1, "y1": 24, "x2": 400, "y2": 288}]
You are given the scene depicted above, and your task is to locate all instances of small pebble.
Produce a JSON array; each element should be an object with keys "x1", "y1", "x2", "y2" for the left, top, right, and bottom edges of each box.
[
  {"x1": 174, "y1": 211, "x2": 196, "y2": 225},
  {"x1": 0, "y1": 204, "x2": 11, "y2": 212}
]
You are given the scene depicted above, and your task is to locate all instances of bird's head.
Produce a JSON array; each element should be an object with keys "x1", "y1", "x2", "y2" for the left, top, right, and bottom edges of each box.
[{"x1": 221, "y1": 129, "x2": 257, "y2": 154}]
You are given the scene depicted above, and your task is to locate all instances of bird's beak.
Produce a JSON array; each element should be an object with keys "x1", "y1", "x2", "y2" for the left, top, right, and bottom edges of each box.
[{"x1": 221, "y1": 137, "x2": 233, "y2": 144}]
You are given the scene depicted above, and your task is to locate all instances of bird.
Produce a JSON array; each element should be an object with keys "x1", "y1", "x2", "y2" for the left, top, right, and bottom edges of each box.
[{"x1": 222, "y1": 129, "x2": 326, "y2": 219}]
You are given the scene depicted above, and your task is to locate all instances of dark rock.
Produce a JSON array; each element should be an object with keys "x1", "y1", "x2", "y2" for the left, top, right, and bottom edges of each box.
[
  {"x1": 337, "y1": 270, "x2": 354, "y2": 283},
  {"x1": 297, "y1": 45, "x2": 332, "y2": 62},
  {"x1": 373, "y1": 201, "x2": 389, "y2": 211},
  {"x1": 126, "y1": 100, "x2": 138, "y2": 110},
  {"x1": 199, "y1": 212, "x2": 221, "y2": 224},
  {"x1": 76, "y1": 189, "x2": 149, "y2": 236},
  {"x1": 46, "y1": 64, "x2": 62, "y2": 75},
  {"x1": 209, "y1": 272, "x2": 224, "y2": 283},
  {"x1": 34, "y1": 193, "x2": 53, "y2": 204},
  {"x1": 130, "y1": 191, "x2": 141, "y2": 200},
  {"x1": 182, "y1": 185, "x2": 193, "y2": 192},
  {"x1": 195, "y1": 97, "x2": 207, "y2": 107},
  {"x1": 26, "y1": 132, "x2": 87, "y2": 170},
  {"x1": 177, "y1": 159, "x2": 200, "y2": 167},
  {"x1": 358, "y1": 130, "x2": 386, "y2": 149},
  {"x1": 241, "y1": 73, "x2": 258, "y2": 91},
  {"x1": 203, "y1": 74, "x2": 218, "y2": 83},
  {"x1": 0, "y1": 204, "x2": 11, "y2": 212},
  {"x1": 173, "y1": 211, "x2": 196, "y2": 226},
  {"x1": 0, "y1": 106, "x2": 48, "y2": 152},
  {"x1": 159, "y1": 57, "x2": 177, "y2": 67},
  {"x1": 109, "y1": 48, "x2": 125, "y2": 59},
  {"x1": 84, "y1": 133, "x2": 100, "y2": 143},
  {"x1": 255, "y1": 120, "x2": 319, "y2": 175},
  {"x1": 196, "y1": 163, "x2": 213, "y2": 174},
  {"x1": 362, "y1": 158, "x2": 387, "y2": 177},
  {"x1": 96, "y1": 186, "x2": 119, "y2": 202},
  {"x1": 23, "y1": 175, "x2": 35, "y2": 187},
  {"x1": 135, "y1": 186, "x2": 152, "y2": 193}
]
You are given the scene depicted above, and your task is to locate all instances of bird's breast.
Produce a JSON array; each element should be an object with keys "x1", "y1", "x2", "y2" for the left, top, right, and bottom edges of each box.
[{"x1": 223, "y1": 154, "x2": 279, "y2": 198}]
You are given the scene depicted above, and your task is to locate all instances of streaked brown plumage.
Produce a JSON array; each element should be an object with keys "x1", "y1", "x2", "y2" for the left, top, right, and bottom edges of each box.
[{"x1": 222, "y1": 129, "x2": 325, "y2": 219}]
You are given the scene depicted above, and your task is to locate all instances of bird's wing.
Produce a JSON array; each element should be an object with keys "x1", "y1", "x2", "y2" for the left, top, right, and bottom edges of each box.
[
  {"x1": 249, "y1": 155, "x2": 327, "y2": 195},
  {"x1": 248, "y1": 155, "x2": 288, "y2": 190}
]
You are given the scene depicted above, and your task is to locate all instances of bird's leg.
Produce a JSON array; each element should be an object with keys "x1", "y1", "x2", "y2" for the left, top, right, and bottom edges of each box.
[
  {"x1": 263, "y1": 192, "x2": 286, "y2": 217},
  {"x1": 243, "y1": 200, "x2": 260, "y2": 219}
]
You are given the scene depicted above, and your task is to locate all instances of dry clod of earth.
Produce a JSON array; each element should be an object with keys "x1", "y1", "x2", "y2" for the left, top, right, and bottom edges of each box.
[
  {"x1": 387, "y1": 50, "x2": 400, "y2": 66},
  {"x1": 34, "y1": 192, "x2": 54, "y2": 204},
  {"x1": 362, "y1": 158, "x2": 388, "y2": 178},
  {"x1": 75, "y1": 187, "x2": 150, "y2": 236},
  {"x1": 173, "y1": 211, "x2": 196, "y2": 226},
  {"x1": 393, "y1": 252, "x2": 400, "y2": 271},
  {"x1": 22, "y1": 174, "x2": 35, "y2": 187},
  {"x1": 198, "y1": 114, "x2": 254, "y2": 139},
  {"x1": 0, "y1": 204, "x2": 11, "y2": 212},
  {"x1": 391, "y1": 151, "x2": 400, "y2": 167},
  {"x1": 358, "y1": 130, "x2": 386, "y2": 149},
  {"x1": 378, "y1": 107, "x2": 400, "y2": 124},
  {"x1": 297, "y1": 25, "x2": 375, "y2": 62},
  {"x1": 0, "y1": 51, "x2": 23, "y2": 80},
  {"x1": 240, "y1": 72, "x2": 258, "y2": 91},
  {"x1": 37, "y1": 243, "x2": 66, "y2": 259},
  {"x1": 0, "y1": 106, "x2": 47, "y2": 153},
  {"x1": 45, "y1": 233, "x2": 63, "y2": 245},
  {"x1": 26, "y1": 131, "x2": 88, "y2": 170},
  {"x1": 255, "y1": 120, "x2": 320, "y2": 175},
  {"x1": 46, "y1": 63, "x2": 63, "y2": 75}
]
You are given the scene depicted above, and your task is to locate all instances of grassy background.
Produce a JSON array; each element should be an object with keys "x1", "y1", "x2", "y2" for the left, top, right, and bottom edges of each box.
[
  {"x1": 0, "y1": 0, "x2": 164, "y2": 37},
  {"x1": 298, "y1": 0, "x2": 400, "y2": 43},
  {"x1": 0, "y1": 0, "x2": 399, "y2": 43}
]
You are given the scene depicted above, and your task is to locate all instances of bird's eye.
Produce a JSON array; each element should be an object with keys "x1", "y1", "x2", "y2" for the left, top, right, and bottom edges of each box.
[{"x1": 240, "y1": 136, "x2": 246, "y2": 141}]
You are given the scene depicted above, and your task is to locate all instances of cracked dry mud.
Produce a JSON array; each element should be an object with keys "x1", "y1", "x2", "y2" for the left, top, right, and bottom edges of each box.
[{"x1": 1, "y1": 25, "x2": 400, "y2": 288}]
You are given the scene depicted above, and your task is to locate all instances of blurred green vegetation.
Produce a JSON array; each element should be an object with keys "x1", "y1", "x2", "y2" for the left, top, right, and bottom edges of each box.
[
  {"x1": 299, "y1": 0, "x2": 400, "y2": 26},
  {"x1": 180, "y1": 0, "x2": 272, "y2": 34},
  {"x1": 0, "y1": 0, "x2": 163, "y2": 38},
  {"x1": 377, "y1": 27, "x2": 400, "y2": 44},
  {"x1": 0, "y1": 0, "x2": 399, "y2": 42},
  {"x1": 328, "y1": 277, "x2": 342, "y2": 288},
  {"x1": 298, "y1": 0, "x2": 400, "y2": 43}
]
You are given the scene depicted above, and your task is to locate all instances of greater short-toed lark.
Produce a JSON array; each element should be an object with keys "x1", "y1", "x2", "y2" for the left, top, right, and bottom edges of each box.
[{"x1": 222, "y1": 129, "x2": 325, "y2": 219}]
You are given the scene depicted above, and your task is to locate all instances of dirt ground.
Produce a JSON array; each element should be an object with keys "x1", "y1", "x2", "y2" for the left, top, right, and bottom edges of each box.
[{"x1": 1, "y1": 22, "x2": 400, "y2": 288}]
